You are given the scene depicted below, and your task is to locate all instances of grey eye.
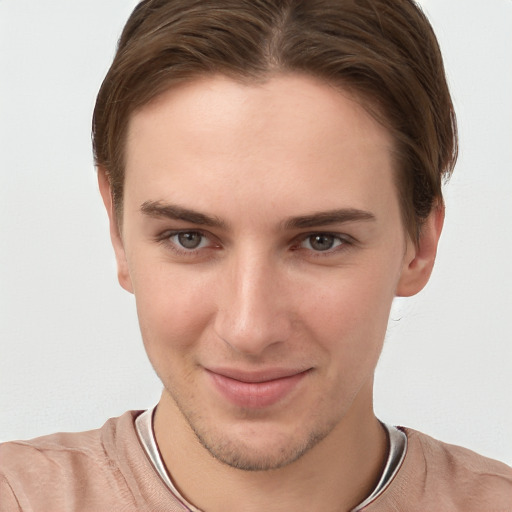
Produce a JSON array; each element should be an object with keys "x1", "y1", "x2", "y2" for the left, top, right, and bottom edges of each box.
[
  {"x1": 300, "y1": 234, "x2": 346, "y2": 252},
  {"x1": 308, "y1": 234, "x2": 336, "y2": 251},
  {"x1": 177, "y1": 232, "x2": 204, "y2": 249}
]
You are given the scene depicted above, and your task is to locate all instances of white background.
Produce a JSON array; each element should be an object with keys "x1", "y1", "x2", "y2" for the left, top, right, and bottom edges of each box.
[{"x1": 1, "y1": 1, "x2": 511, "y2": 465}]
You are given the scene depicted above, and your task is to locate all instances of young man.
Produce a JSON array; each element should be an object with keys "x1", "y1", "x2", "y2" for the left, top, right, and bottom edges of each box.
[{"x1": 1, "y1": 0, "x2": 511, "y2": 510}]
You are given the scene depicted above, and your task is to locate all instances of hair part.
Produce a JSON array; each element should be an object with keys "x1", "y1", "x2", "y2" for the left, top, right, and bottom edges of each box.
[{"x1": 93, "y1": 0, "x2": 457, "y2": 241}]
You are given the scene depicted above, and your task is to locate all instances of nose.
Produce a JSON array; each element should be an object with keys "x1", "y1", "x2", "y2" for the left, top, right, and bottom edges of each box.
[{"x1": 213, "y1": 248, "x2": 293, "y2": 357}]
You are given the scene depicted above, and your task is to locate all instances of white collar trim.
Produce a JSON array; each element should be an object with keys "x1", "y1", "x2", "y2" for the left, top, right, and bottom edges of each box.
[{"x1": 135, "y1": 407, "x2": 407, "y2": 511}]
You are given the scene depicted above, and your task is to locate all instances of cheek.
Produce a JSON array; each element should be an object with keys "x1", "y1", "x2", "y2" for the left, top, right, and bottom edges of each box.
[
  {"x1": 131, "y1": 260, "x2": 215, "y2": 355},
  {"x1": 300, "y1": 266, "x2": 396, "y2": 366}
]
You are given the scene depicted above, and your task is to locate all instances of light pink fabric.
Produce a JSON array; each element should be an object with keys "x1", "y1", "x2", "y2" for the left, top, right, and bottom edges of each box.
[
  {"x1": 362, "y1": 428, "x2": 512, "y2": 511},
  {"x1": 0, "y1": 412, "x2": 186, "y2": 512},
  {"x1": 1, "y1": 411, "x2": 511, "y2": 511}
]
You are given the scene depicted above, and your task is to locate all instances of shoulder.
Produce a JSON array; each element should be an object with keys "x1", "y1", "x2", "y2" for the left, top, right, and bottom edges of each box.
[
  {"x1": 0, "y1": 411, "x2": 138, "y2": 474},
  {"x1": 363, "y1": 427, "x2": 512, "y2": 511},
  {"x1": 407, "y1": 428, "x2": 512, "y2": 476},
  {"x1": 405, "y1": 428, "x2": 512, "y2": 510},
  {"x1": 0, "y1": 411, "x2": 144, "y2": 511}
]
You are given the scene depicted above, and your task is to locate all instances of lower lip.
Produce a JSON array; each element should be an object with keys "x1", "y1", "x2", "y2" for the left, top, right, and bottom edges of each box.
[{"x1": 207, "y1": 370, "x2": 309, "y2": 409}]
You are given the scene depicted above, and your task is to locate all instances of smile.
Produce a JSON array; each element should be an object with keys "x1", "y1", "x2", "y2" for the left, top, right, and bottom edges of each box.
[{"x1": 205, "y1": 368, "x2": 311, "y2": 409}]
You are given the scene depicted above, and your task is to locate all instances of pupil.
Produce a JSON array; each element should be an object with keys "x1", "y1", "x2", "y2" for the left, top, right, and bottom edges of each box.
[
  {"x1": 310, "y1": 234, "x2": 334, "y2": 251},
  {"x1": 178, "y1": 232, "x2": 202, "y2": 249}
]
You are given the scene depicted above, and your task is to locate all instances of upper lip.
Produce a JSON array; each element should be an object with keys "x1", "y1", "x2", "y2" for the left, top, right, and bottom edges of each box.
[{"x1": 205, "y1": 367, "x2": 311, "y2": 383}]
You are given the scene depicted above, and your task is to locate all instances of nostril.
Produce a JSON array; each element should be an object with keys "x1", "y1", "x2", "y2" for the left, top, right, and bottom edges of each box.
[{"x1": 213, "y1": 310, "x2": 290, "y2": 357}]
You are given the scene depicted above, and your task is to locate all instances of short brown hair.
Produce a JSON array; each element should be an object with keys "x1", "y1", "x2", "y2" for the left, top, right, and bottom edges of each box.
[{"x1": 93, "y1": 0, "x2": 457, "y2": 240}]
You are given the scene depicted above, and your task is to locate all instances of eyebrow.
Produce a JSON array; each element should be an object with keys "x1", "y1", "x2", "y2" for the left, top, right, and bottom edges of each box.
[
  {"x1": 140, "y1": 201, "x2": 226, "y2": 228},
  {"x1": 140, "y1": 200, "x2": 375, "y2": 230},
  {"x1": 283, "y1": 209, "x2": 376, "y2": 229}
]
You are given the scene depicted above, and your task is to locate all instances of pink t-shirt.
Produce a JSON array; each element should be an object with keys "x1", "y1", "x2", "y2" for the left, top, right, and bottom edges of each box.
[{"x1": 1, "y1": 411, "x2": 511, "y2": 511}]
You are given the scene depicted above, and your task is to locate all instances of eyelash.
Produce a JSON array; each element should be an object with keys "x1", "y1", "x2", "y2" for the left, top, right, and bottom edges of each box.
[
  {"x1": 292, "y1": 232, "x2": 353, "y2": 257},
  {"x1": 157, "y1": 230, "x2": 354, "y2": 258},
  {"x1": 157, "y1": 230, "x2": 218, "y2": 257}
]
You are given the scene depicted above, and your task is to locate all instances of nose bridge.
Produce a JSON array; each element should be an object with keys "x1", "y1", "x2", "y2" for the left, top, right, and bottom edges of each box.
[{"x1": 214, "y1": 244, "x2": 290, "y2": 355}]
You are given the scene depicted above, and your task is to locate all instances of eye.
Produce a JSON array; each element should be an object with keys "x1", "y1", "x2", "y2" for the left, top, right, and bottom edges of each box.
[
  {"x1": 170, "y1": 231, "x2": 209, "y2": 250},
  {"x1": 177, "y1": 231, "x2": 202, "y2": 249},
  {"x1": 156, "y1": 229, "x2": 221, "y2": 259},
  {"x1": 300, "y1": 233, "x2": 345, "y2": 252}
]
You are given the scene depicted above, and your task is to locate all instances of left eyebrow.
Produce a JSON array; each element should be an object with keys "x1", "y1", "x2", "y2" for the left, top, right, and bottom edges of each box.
[
  {"x1": 140, "y1": 200, "x2": 227, "y2": 228},
  {"x1": 283, "y1": 209, "x2": 376, "y2": 230}
]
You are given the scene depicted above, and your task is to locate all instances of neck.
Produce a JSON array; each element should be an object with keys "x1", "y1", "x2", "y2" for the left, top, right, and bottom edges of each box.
[{"x1": 154, "y1": 383, "x2": 387, "y2": 512}]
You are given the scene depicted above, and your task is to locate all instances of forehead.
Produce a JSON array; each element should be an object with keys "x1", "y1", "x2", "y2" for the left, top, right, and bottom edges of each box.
[{"x1": 124, "y1": 74, "x2": 399, "y2": 224}]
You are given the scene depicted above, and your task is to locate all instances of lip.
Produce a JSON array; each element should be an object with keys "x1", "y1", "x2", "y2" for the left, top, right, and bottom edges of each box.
[{"x1": 205, "y1": 367, "x2": 311, "y2": 409}]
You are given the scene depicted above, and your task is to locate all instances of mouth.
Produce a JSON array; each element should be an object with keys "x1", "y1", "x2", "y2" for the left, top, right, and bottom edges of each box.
[{"x1": 205, "y1": 367, "x2": 311, "y2": 409}]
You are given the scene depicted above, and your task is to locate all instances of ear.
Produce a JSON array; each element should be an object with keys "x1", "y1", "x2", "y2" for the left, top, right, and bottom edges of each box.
[
  {"x1": 396, "y1": 203, "x2": 445, "y2": 297},
  {"x1": 97, "y1": 167, "x2": 134, "y2": 294}
]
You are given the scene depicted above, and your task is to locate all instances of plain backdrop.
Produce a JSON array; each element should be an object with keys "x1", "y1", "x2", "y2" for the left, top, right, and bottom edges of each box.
[{"x1": 1, "y1": 0, "x2": 511, "y2": 465}]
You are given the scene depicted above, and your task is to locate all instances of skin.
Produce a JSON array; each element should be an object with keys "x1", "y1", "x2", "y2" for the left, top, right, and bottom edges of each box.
[{"x1": 99, "y1": 74, "x2": 443, "y2": 511}]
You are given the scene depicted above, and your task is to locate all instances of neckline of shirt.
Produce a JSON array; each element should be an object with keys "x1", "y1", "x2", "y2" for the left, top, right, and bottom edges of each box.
[{"x1": 135, "y1": 406, "x2": 407, "y2": 511}]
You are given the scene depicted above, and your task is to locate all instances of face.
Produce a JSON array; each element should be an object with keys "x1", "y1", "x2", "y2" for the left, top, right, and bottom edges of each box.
[{"x1": 106, "y1": 74, "x2": 430, "y2": 471}]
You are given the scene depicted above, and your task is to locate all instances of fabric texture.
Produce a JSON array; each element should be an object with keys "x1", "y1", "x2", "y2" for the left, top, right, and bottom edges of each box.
[{"x1": 1, "y1": 411, "x2": 511, "y2": 512}]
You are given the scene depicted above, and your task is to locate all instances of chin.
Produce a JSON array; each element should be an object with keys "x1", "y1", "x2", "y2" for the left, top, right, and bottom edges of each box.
[
  {"x1": 184, "y1": 412, "x2": 338, "y2": 472},
  {"x1": 195, "y1": 430, "x2": 318, "y2": 471}
]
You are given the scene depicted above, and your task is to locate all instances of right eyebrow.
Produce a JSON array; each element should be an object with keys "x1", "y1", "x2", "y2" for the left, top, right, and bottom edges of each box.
[
  {"x1": 140, "y1": 200, "x2": 227, "y2": 229},
  {"x1": 283, "y1": 208, "x2": 376, "y2": 230}
]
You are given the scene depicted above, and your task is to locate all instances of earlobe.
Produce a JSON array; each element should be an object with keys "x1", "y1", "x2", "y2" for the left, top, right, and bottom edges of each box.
[
  {"x1": 97, "y1": 167, "x2": 134, "y2": 294},
  {"x1": 396, "y1": 204, "x2": 445, "y2": 297}
]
